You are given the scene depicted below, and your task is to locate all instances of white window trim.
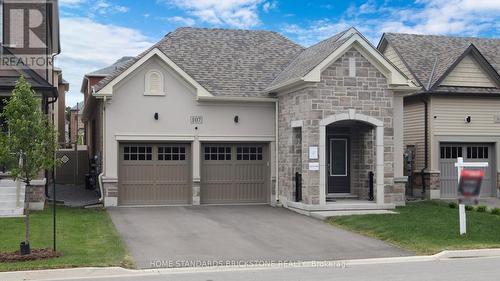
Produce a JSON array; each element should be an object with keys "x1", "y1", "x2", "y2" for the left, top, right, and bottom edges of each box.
[{"x1": 144, "y1": 69, "x2": 166, "y2": 96}]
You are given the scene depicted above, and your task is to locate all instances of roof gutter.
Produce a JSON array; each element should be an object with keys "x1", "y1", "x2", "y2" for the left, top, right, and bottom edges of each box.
[{"x1": 196, "y1": 96, "x2": 277, "y2": 103}]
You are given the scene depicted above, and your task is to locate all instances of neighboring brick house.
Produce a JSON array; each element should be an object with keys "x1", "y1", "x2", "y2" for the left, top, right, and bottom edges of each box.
[
  {"x1": 0, "y1": 0, "x2": 65, "y2": 214},
  {"x1": 379, "y1": 33, "x2": 500, "y2": 200},
  {"x1": 82, "y1": 27, "x2": 416, "y2": 213},
  {"x1": 81, "y1": 57, "x2": 134, "y2": 159},
  {"x1": 69, "y1": 102, "x2": 85, "y2": 144}
]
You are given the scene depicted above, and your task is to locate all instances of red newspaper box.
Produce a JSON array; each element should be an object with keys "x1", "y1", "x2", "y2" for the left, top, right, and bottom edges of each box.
[{"x1": 458, "y1": 169, "x2": 484, "y2": 205}]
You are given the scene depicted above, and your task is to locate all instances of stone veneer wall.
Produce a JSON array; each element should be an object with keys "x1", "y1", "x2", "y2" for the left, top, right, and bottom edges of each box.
[
  {"x1": 27, "y1": 184, "x2": 46, "y2": 210},
  {"x1": 411, "y1": 171, "x2": 441, "y2": 199},
  {"x1": 278, "y1": 48, "x2": 400, "y2": 205}
]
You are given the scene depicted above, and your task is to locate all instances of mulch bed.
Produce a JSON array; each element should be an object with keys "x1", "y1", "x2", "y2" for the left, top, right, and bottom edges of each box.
[{"x1": 0, "y1": 248, "x2": 61, "y2": 262}]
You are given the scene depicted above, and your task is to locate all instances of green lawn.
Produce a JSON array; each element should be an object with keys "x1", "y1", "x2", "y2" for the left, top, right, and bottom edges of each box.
[
  {"x1": 0, "y1": 206, "x2": 130, "y2": 271},
  {"x1": 329, "y1": 201, "x2": 500, "y2": 255}
]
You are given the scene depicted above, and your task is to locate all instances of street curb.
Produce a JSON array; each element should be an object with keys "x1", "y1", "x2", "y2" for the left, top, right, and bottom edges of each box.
[{"x1": 2, "y1": 248, "x2": 500, "y2": 281}]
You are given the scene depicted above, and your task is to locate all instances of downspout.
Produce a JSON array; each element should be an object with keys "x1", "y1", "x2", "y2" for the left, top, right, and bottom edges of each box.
[
  {"x1": 275, "y1": 100, "x2": 279, "y2": 205},
  {"x1": 97, "y1": 95, "x2": 106, "y2": 203},
  {"x1": 420, "y1": 57, "x2": 438, "y2": 198},
  {"x1": 420, "y1": 96, "x2": 428, "y2": 198}
]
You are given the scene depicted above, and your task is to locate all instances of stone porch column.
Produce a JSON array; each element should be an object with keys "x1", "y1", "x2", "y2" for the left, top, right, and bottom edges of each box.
[{"x1": 376, "y1": 125, "x2": 385, "y2": 205}]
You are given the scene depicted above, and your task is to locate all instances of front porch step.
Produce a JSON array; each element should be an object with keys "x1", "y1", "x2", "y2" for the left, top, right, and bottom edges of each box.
[
  {"x1": 310, "y1": 210, "x2": 398, "y2": 220},
  {"x1": 327, "y1": 194, "x2": 359, "y2": 201},
  {"x1": 286, "y1": 200, "x2": 395, "y2": 212}
]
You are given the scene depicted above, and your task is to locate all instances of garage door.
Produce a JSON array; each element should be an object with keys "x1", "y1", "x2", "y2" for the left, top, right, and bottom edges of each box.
[
  {"x1": 440, "y1": 143, "x2": 494, "y2": 198},
  {"x1": 119, "y1": 143, "x2": 191, "y2": 205},
  {"x1": 201, "y1": 144, "x2": 269, "y2": 204}
]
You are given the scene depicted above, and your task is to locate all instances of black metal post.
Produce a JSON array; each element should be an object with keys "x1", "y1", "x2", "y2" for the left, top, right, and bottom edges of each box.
[
  {"x1": 52, "y1": 165, "x2": 56, "y2": 251},
  {"x1": 368, "y1": 171, "x2": 374, "y2": 201},
  {"x1": 295, "y1": 172, "x2": 302, "y2": 202}
]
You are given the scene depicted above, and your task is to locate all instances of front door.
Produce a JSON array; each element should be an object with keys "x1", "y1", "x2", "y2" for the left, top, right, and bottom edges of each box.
[{"x1": 328, "y1": 137, "x2": 350, "y2": 194}]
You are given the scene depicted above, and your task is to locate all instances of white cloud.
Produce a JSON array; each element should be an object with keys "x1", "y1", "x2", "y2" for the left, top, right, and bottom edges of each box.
[
  {"x1": 160, "y1": 0, "x2": 265, "y2": 28},
  {"x1": 281, "y1": 20, "x2": 351, "y2": 46},
  {"x1": 262, "y1": 1, "x2": 277, "y2": 13},
  {"x1": 91, "y1": 0, "x2": 129, "y2": 15},
  {"x1": 59, "y1": 0, "x2": 85, "y2": 7},
  {"x1": 56, "y1": 17, "x2": 154, "y2": 107},
  {"x1": 282, "y1": 0, "x2": 500, "y2": 46},
  {"x1": 166, "y1": 16, "x2": 196, "y2": 26}
]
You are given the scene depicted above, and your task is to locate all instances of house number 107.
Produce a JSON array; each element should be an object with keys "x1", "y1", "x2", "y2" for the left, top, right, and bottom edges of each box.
[{"x1": 190, "y1": 116, "x2": 203, "y2": 124}]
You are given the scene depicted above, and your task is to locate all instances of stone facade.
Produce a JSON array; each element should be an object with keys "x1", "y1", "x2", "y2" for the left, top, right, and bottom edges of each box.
[
  {"x1": 278, "y1": 48, "x2": 401, "y2": 205},
  {"x1": 27, "y1": 184, "x2": 46, "y2": 210},
  {"x1": 411, "y1": 171, "x2": 440, "y2": 199}
]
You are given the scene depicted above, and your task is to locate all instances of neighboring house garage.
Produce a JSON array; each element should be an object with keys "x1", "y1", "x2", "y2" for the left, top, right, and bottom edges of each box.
[
  {"x1": 439, "y1": 143, "x2": 495, "y2": 198},
  {"x1": 379, "y1": 33, "x2": 500, "y2": 200}
]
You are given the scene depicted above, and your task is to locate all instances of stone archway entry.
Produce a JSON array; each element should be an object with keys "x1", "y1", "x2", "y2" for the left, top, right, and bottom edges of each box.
[{"x1": 319, "y1": 109, "x2": 385, "y2": 205}]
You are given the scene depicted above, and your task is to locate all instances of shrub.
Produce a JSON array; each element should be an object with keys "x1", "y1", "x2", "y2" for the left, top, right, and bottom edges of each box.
[
  {"x1": 477, "y1": 205, "x2": 488, "y2": 213},
  {"x1": 465, "y1": 205, "x2": 475, "y2": 211},
  {"x1": 448, "y1": 202, "x2": 458, "y2": 209},
  {"x1": 491, "y1": 208, "x2": 500, "y2": 215}
]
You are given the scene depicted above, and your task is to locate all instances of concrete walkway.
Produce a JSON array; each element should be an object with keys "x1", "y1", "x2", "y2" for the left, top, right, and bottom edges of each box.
[
  {"x1": 47, "y1": 184, "x2": 99, "y2": 207},
  {"x1": 478, "y1": 197, "x2": 500, "y2": 209},
  {"x1": 108, "y1": 205, "x2": 410, "y2": 269}
]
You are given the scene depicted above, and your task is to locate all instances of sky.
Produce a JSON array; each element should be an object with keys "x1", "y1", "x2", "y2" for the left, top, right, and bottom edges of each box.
[{"x1": 57, "y1": 0, "x2": 500, "y2": 107}]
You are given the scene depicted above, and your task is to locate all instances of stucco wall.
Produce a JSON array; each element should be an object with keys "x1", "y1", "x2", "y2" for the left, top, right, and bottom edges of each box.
[
  {"x1": 103, "y1": 55, "x2": 276, "y2": 204},
  {"x1": 278, "y1": 48, "x2": 402, "y2": 205}
]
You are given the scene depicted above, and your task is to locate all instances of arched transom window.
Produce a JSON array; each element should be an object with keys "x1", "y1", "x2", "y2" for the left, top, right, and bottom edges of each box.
[{"x1": 144, "y1": 70, "x2": 165, "y2": 95}]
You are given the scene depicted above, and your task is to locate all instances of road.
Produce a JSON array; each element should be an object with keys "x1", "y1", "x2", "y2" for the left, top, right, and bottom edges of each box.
[{"x1": 22, "y1": 256, "x2": 500, "y2": 281}]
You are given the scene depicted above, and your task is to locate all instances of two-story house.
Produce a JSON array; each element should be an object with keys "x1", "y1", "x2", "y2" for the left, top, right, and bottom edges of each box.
[
  {"x1": 0, "y1": 0, "x2": 66, "y2": 214},
  {"x1": 379, "y1": 33, "x2": 500, "y2": 200}
]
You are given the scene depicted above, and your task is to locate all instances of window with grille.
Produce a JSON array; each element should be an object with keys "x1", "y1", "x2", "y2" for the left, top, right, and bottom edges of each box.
[
  {"x1": 440, "y1": 146, "x2": 463, "y2": 159},
  {"x1": 123, "y1": 145, "x2": 152, "y2": 161},
  {"x1": 158, "y1": 146, "x2": 186, "y2": 161},
  {"x1": 204, "y1": 146, "x2": 231, "y2": 160},
  {"x1": 467, "y1": 146, "x2": 489, "y2": 159},
  {"x1": 236, "y1": 146, "x2": 263, "y2": 160}
]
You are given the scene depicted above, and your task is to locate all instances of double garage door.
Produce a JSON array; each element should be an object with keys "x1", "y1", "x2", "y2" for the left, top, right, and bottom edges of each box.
[
  {"x1": 439, "y1": 143, "x2": 495, "y2": 198},
  {"x1": 118, "y1": 143, "x2": 268, "y2": 205}
]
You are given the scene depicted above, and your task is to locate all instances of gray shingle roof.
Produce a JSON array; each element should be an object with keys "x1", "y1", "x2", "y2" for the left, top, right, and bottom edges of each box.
[
  {"x1": 382, "y1": 33, "x2": 500, "y2": 89},
  {"x1": 266, "y1": 30, "x2": 349, "y2": 89},
  {"x1": 94, "y1": 27, "x2": 304, "y2": 97},
  {"x1": 87, "y1": 56, "x2": 135, "y2": 76}
]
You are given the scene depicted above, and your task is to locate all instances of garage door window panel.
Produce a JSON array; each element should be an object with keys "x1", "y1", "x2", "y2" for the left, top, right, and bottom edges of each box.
[
  {"x1": 204, "y1": 146, "x2": 231, "y2": 160},
  {"x1": 237, "y1": 146, "x2": 263, "y2": 160},
  {"x1": 467, "y1": 146, "x2": 488, "y2": 159},
  {"x1": 440, "y1": 146, "x2": 462, "y2": 159},
  {"x1": 158, "y1": 146, "x2": 186, "y2": 161},
  {"x1": 123, "y1": 145, "x2": 152, "y2": 161}
]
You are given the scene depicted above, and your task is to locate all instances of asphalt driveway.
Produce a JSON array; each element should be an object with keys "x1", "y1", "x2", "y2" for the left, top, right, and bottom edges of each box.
[{"x1": 108, "y1": 205, "x2": 410, "y2": 269}]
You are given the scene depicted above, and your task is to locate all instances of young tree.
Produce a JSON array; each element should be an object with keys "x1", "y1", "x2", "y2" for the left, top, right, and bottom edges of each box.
[{"x1": 0, "y1": 76, "x2": 58, "y2": 254}]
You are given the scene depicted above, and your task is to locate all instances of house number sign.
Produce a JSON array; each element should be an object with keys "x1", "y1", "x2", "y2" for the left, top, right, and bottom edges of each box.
[{"x1": 190, "y1": 116, "x2": 203, "y2": 124}]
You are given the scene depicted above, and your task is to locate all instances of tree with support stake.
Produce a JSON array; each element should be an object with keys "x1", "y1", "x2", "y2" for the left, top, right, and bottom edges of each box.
[
  {"x1": 455, "y1": 157, "x2": 487, "y2": 236},
  {"x1": 0, "y1": 76, "x2": 59, "y2": 255}
]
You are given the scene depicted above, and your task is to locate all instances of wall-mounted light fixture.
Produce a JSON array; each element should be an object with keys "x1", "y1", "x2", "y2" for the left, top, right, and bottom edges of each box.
[
  {"x1": 465, "y1": 116, "x2": 471, "y2": 123},
  {"x1": 234, "y1": 115, "x2": 239, "y2": 123},
  {"x1": 154, "y1": 112, "x2": 159, "y2": 120}
]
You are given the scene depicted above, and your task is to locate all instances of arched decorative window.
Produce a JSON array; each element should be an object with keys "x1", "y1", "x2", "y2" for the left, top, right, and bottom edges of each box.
[{"x1": 144, "y1": 70, "x2": 165, "y2": 95}]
